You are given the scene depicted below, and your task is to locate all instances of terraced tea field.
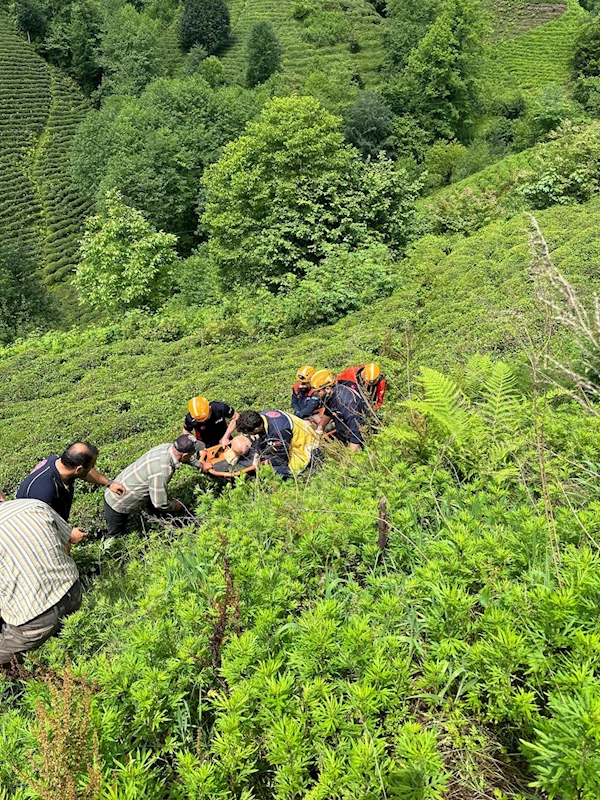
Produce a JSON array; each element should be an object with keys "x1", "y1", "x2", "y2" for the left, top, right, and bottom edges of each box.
[
  {"x1": 485, "y1": 0, "x2": 589, "y2": 89},
  {"x1": 0, "y1": 13, "x2": 90, "y2": 309},
  {"x1": 222, "y1": 0, "x2": 384, "y2": 87},
  {"x1": 0, "y1": 13, "x2": 50, "y2": 262}
]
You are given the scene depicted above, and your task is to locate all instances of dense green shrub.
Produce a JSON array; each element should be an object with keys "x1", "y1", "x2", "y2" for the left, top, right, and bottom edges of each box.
[
  {"x1": 573, "y1": 17, "x2": 600, "y2": 78},
  {"x1": 382, "y1": 0, "x2": 440, "y2": 72},
  {"x1": 246, "y1": 21, "x2": 283, "y2": 88},
  {"x1": 70, "y1": 76, "x2": 262, "y2": 250},
  {"x1": 75, "y1": 190, "x2": 179, "y2": 316},
  {"x1": 179, "y1": 0, "x2": 230, "y2": 54},
  {"x1": 202, "y1": 96, "x2": 419, "y2": 287},
  {"x1": 386, "y1": 0, "x2": 484, "y2": 141},
  {"x1": 0, "y1": 242, "x2": 54, "y2": 344},
  {"x1": 343, "y1": 90, "x2": 393, "y2": 158},
  {"x1": 14, "y1": 0, "x2": 47, "y2": 39},
  {"x1": 97, "y1": 4, "x2": 168, "y2": 96}
]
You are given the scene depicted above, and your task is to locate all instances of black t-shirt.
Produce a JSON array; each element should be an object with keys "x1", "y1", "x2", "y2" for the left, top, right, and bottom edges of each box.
[
  {"x1": 15, "y1": 455, "x2": 75, "y2": 521},
  {"x1": 184, "y1": 401, "x2": 235, "y2": 447}
]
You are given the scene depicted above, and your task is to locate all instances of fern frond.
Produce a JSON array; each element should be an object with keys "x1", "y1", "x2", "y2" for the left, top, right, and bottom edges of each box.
[
  {"x1": 403, "y1": 367, "x2": 470, "y2": 442},
  {"x1": 480, "y1": 361, "x2": 519, "y2": 431}
]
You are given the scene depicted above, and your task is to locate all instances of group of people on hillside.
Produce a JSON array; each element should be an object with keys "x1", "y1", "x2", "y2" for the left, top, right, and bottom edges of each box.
[{"x1": 0, "y1": 362, "x2": 386, "y2": 667}]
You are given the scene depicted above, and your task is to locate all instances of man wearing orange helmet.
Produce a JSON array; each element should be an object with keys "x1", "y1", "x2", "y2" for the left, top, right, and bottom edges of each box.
[
  {"x1": 336, "y1": 362, "x2": 387, "y2": 410},
  {"x1": 291, "y1": 365, "x2": 321, "y2": 419},
  {"x1": 183, "y1": 396, "x2": 239, "y2": 449},
  {"x1": 311, "y1": 369, "x2": 369, "y2": 452}
]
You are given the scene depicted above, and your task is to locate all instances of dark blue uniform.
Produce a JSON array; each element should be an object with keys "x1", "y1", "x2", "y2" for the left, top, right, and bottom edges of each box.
[
  {"x1": 184, "y1": 401, "x2": 235, "y2": 447},
  {"x1": 16, "y1": 455, "x2": 74, "y2": 521},
  {"x1": 256, "y1": 410, "x2": 295, "y2": 478},
  {"x1": 323, "y1": 384, "x2": 369, "y2": 447},
  {"x1": 291, "y1": 383, "x2": 320, "y2": 419}
]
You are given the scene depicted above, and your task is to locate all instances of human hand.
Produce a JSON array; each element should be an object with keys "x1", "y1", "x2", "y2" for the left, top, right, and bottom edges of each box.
[
  {"x1": 69, "y1": 527, "x2": 88, "y2": 545},
  {"x1": 220, "y1": 437, "x2": 231, "y2": 448},
  {"x1": 109, "y1": 481, "x2": 126, "y2": 496}
]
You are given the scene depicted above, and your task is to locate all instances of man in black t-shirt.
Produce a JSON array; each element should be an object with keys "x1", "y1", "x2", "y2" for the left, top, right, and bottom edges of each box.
[
  {"x1": 16, "y1": 441, "x2": 126, "y2": 522},
  {"x1": 183, "y1": 396, "x2": 239, "y2": 449}
]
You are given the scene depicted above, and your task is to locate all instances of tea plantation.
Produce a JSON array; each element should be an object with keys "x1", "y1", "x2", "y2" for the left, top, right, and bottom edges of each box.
[{"x1": 3, "y1": 0, "x2": 600, "y2": 796}]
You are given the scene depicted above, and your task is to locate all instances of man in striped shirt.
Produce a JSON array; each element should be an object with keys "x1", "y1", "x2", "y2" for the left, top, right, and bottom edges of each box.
[
  {"x1": 103, "y1": 435, "x2": 199, "y2": 537},
  {"x1": 0, "y1": 499, "x2": 86, "y2": 665}
]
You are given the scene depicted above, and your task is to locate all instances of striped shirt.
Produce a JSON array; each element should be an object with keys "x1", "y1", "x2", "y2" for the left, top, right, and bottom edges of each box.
[
  {"x1": 104, "y1": 444, "x2": 179, "y2": 514},
  {"x1": 0, "y1": 499, "x2": 78, "y2": 626}
]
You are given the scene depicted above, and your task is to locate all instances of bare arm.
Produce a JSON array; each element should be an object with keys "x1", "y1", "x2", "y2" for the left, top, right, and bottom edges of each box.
[{"x1": 220, "y1": 412, "x2": 240, "y2": 446}]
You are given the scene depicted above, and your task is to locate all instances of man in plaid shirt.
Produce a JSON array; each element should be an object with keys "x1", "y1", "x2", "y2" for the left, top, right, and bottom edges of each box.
[{"x1": 103, "y1": 435, "x2": 199, "y2": 536}]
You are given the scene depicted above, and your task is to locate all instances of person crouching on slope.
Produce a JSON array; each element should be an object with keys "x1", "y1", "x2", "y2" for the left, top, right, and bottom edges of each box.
[
  {"x1": 311, "y1": 369, "x2": 369, "y2": 452},
  {"x1": 336, "y1": 362, "x2": 387, "y2": 411},
  {"x1": 184, "y1": 396, "x2": 239, "y2": 450},
  {"x1": 291, "y1": 365, "x2": 321, "y2": 420},
  {"x1": 235, "y1": 409, "x2": 320, "y2": 479},
  {"x1": 0, "y1": 499, "x2": 87, "y2": 666},
  {"x1": 103, "y1": 435, "x2": 199, "y2": 537}
]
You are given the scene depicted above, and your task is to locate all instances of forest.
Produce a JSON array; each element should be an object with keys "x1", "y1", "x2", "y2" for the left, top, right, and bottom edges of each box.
[{"x1": 2, "y1": 0, "x2": 600, "y2": 795}]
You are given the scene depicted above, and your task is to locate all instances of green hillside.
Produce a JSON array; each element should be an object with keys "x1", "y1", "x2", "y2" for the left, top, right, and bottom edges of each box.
[
  {"x1": 222, "y1": 0, "x2": 384, "y2": 86},
  {"x1": 485, "y1": 0, "x2": 589, "y2": 89},
  {"x1": 0, "y1": 13, "x2": 90, "y2": 303}
]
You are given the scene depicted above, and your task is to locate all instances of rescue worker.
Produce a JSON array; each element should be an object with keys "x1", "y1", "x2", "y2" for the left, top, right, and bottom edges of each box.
[
  {"x1": 336, "y1": 362, "x2": 387, "y2": 410},
  {"x1": 16, "y1": 441, "x2": 126, "y2": 522},
  {"x1": 235, "y1": 409, "x2": 320, "y2": 479},
  {"x1": 291, "y1": 366, "x2": 320, "y2": 419},
  {"x1": 311, "y1": 369, "x2": 369, "y2": 452},
  {"x1": 183, "y1": 396, "x2": 239, "y2": 449}
]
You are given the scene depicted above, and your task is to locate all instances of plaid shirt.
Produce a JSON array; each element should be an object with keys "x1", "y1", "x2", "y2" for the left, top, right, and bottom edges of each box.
[
  {"x1": 0, "y1": 499, "x2": 78, "y2": 626},
  {"x1": 104, "y1": 444, "x2": 180, "y2": 514}
]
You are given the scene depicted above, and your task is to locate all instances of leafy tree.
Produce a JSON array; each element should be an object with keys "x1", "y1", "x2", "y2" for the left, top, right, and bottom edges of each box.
[
  {"x1": 389, "y1": 0, "x2": 485, "y2": 141},
  {"x1": 573, "y1": 18, "x2": 600, "y2": 78},
  {"x1": 14, "y1": 0, "x2": 47, "y2": 40},
  {"x1": 344, "y1": 90, "x2": 393, "y2": 158},
  {"x1": 179, "y1": 0, "x2": 230, "y2": 54},
  {"x1": 246, "y1": 21, "x2": 283, "y2": 87},
  {"x1": 75, "y1": 190, "x2": 179, "y2": 315},
  {"x1": 202, "y1": 96, "x2": 418, "y2": 286},
  {"x1": 0, "y1": 243, "x2": 54, "y2": 344},
  {"x1": 382, "y1": 0, "x2": 440, "y2": 72},
  {"x1": 68, "y1": 0, "x2": 102, "y2": 94},
  {"x1": 71, "y1": 76, "x2": 261, "y2": 250},
  {"x1": 98, "y1": 4, "x2": 168, "y2": 96}
]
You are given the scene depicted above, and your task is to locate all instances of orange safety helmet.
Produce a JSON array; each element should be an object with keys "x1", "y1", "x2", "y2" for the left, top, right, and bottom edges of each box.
[
  {"x1": 362, "y1": 363, "x2": 381, "y2": 385},
  {"x1": 296, "y1": 365, "x2": 315, "y2": 382},
  {"x1": 311, "y1": 369, "x2": 335, "y2": 390},
  {"x1": 188, "y1": 396, "x2": 210, "y2": 422}
]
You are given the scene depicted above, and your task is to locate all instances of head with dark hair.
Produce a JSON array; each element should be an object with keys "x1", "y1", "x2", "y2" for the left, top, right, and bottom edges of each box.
[
  {"x1": 236, "y1": 410, "x2": 264, "y2": 435},
  {"x1": 59, "y1": 441, "x2": 99, "y2": 476}
]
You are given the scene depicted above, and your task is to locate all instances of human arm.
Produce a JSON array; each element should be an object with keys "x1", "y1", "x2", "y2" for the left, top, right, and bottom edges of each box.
[
  {"x1": 316, "y1": 413, "x2": 333, "y2": 434},
  {"x1": 0, "y1": 490, "x2": 5, "y2": 502},
  {"x1": 220, "y1": 410, "x2": 239, "y2": 447},
  {"x1": 85, "y1": 468, "x2": 126, "y2": 496}
]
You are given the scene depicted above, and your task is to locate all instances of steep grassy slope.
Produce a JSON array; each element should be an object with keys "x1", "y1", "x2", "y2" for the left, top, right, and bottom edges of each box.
[
  {"x1": 4, "y1": 201, "x2": 600, "y2": 797},
  {"x1": 485, "y1": 0, "x2": 588, "y2": 89},
  {"x1": 1, "y1": 196, "x2": 599, "y2": 506},
  {"x1": 222, "y1": 0, "x2": 384, "y2": 87},
  {"x1": 0, "y1": 14, "x2": 90, "y2": 306}
]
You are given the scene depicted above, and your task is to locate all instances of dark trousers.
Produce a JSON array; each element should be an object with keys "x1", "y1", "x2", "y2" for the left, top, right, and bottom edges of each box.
[
  {"x1": 0, "y1": 580, "x2": 82, "y2": 666},
  {"x1": 104, "y1": 498, "x2": 131, "y2": 537}
]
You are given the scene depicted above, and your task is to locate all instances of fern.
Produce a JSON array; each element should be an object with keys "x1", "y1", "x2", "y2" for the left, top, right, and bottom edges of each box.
[
  {"x1": 404, "y1": 367, "x2": 470, "y2": 442},
  {"x1": 479, "y1": 360, "x2": 519, "y2": 432}
]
